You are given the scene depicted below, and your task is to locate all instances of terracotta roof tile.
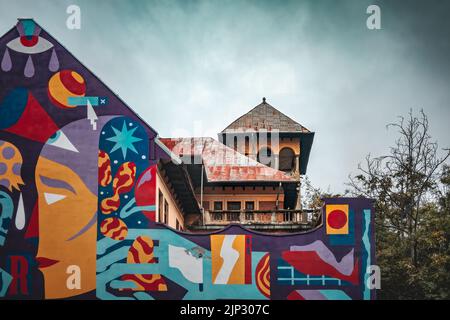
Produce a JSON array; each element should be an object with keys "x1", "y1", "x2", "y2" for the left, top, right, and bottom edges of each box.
[{"x1": 159, "y1": 137, "x2": 296, "y2": 183}]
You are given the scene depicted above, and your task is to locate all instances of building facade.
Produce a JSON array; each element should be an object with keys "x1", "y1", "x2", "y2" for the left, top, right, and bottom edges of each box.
[{"x1": 0, "y1": 19, "x2": 375, "y2": 300}]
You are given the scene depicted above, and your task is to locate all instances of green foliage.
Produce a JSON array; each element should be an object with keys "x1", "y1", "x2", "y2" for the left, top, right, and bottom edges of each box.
[{"x1": 347, "y1": 110, "x2": 450, "y2": 299}]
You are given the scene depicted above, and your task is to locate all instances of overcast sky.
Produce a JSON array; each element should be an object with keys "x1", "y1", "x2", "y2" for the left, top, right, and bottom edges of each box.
[{"x1": 1, "y1": 0, "x2": 449, "y2": 193}]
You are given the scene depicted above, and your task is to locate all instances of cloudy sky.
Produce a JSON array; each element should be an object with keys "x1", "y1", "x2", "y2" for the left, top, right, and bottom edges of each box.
[{"x1": 1, "y1": 0, "x2": 449, "y2": 192}]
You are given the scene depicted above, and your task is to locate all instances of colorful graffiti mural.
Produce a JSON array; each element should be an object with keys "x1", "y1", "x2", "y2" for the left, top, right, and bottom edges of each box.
[{"x1": 0, "y1": 19, "x2": 376, "y2": 300}]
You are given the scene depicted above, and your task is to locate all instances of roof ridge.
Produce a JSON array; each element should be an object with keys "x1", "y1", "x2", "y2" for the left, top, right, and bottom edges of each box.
[{"x1": 221, "y1": 99, "x2": 311, "y2": 133}]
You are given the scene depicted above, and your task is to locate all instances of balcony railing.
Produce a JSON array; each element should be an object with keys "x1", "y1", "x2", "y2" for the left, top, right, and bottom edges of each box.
[{"x1": 189, "y1": 209, "x2": 321, "y2": 232}]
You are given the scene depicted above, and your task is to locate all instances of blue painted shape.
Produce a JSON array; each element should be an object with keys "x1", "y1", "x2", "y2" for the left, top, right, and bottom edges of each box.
[{"x1": 0, "y1": 87, "x2": 28, "y2": 130}]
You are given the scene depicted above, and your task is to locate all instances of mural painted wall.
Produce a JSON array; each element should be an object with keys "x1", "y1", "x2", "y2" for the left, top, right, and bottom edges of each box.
[{"x1": 0, "y1": 19, "x2": 376, "y2": 300}]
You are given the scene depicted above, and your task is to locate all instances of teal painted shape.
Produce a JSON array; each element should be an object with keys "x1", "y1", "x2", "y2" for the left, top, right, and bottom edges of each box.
[
  {"x1": 362, "y1": 209, "x2": 372, "y2": 300},
  {"x1": 0, "y1": 267, "x2": 13, "y2": 297},
  {"x1": 96, "y1": 228, "x2": 267, "y2": 300},
  {"x1": 20, "y1": 19, "x2": 37, "y2": 37},
  {"x1": 106, "y1": 121, "x2": 143, "y2": 159},
  {"x1": 67, "y1": 96, "x2": 99, "y2": 106},
  {"x1": 0, "y1": 87, "x2": 28, "y2": 130},
  {"x1": 319, "y1": 289, "x2": 352, "y2": 300},
  {"x1": 0, "y1": 191, "x2": 14, "y2": 246}
]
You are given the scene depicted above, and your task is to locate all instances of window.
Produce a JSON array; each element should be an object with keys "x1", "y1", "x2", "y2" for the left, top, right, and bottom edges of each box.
[
  {"x1": 245, "y1": 201, "x2": 255, "y2": 211},
  {"x1": 213, "y1": 201, "x2": 223, "y2": 211},
  {"x1": 257, "y1": 147, "x2": 272, "y2": 167},
  {"x1": 158, "y1": 190, "x2": 164, "y2": 223},
  {"x1": 279, "y1": 147, "x2": 296, "y2": 171},
  {"x1": 245, "y1": 201, "x2": 255, "y2": 221},
  {"x1": 176, "y1": 219, "x2": 180, "y2": 231},
  {"x1": 227, "y1": 201, "x2": 241, "y2": 211},
  {"x1": 164, "y1": 199, "x2": 169, "y2": 224}
]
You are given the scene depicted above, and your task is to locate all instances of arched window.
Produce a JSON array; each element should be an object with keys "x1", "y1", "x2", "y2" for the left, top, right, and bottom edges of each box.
[
  {"x1": 279, "y1": 147, "x2": 295, "y2": 171},
  {"x1": 257, "y1": 147, "x2": 273, "y2": 167}
]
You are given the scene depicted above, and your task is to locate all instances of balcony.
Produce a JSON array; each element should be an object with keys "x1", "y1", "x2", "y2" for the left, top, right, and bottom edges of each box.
[{"x1": 188, "y1": 209, "x2": 321, "y2": 232}]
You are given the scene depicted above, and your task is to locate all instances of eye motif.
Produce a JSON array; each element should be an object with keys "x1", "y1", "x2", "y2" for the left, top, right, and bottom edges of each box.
[
  {"x1": 46, "y1": 130, "x2": 79, "y2": 153},
  {"x1": 1, "y1": 19, "x2": 59, "y2": 78},
  {"x1": 6, "y1": 36, "x2": 53, "y2": 55}
]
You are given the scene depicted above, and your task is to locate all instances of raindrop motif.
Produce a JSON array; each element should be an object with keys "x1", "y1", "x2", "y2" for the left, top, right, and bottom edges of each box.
[
  {"x1": 24, "y1": 55, "x2": 35, "y2": 78},
  {"x1": 48, "y1": 48, "x2": 59, "y2": 72},
  {"x1": 15, "y1": 192, "x2": 26, "y2": 230},
  {"x1": 1, "y1": 48, "x2": 12, "y2": 72}
]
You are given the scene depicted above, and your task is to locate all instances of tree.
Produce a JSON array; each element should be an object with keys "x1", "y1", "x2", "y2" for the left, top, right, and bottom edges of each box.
[{"x1": 347, "y1": 110, "x2": 450, "y2": 299}]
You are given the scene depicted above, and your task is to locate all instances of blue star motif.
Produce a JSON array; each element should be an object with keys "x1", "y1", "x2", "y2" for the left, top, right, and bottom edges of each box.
[{"x1": 106, "y1": 121, "x2": 142, "y2": 159}]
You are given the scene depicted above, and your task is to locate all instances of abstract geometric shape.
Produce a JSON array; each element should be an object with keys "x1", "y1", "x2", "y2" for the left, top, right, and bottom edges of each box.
[
  {"x1": 45, "y1": 130, "x2": 79, "y2": 153},
  {"x1": 43, "y1": 192, "x2": 67, "y2": 205},
  {"x1": 0, "y1": 141, "x2": 24, "y2": 192},
  {"x1": 2, "y1": 91, "x2": 59, "y2": 143},
  {"x1": 211, "y1": 234, "x2": 252, "y2": 285},
  {"x1": 169, "y1": 244, "x2": 203, "y2": 284},
  {"x1": 100, "y1": 217, "x2": 128, "y2": 240},
  {"x1": 48, "y1": 70, "x2": 86, "y2": 109},
  {"x1": 67, "y1": 96, "x2": 109, "y2": 107},
  {"x1": 362, "y1": 209, "x2": 372, "y2": 300},
  {"x1": 135, "y1": 166, "x2": 157, "y2": 222},
  {"x1": 326, "y1": 204, "x2": 349, "y2": 235},
  {"x1": 281, "y1": 240, "x2": 359, "y2": 285},
  {"x1": 287, "y1": 289, "x2": 351, "y2": 300},
  {"x1": 119, "y1": 274, "x2": 167, "y2": 292},
  {"x1": 14, "y1": 193, "x2": 25, "y2": 230},
  {"x1": 329, "y1": 209, "x2": 355, "y2": 246},
  {"x1": 255, "y1": 253, "x2": 270, "y2": 299},
  {"x1": 0, "y1": 191, "x2": 14, "y2": 246},
  {"x1": 106, "y1": 121, "x2": 143, "y2": 159},
  {"x1": 0, "y1": 87, "x2": 28, "y2": 130}
]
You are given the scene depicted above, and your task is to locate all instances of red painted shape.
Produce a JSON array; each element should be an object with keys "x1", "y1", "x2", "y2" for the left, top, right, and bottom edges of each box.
[
  {"x1": 5, "y1": 92, "x2": 59, "y2": 143},
  {"x1": 281, "y1": 251, "x2": 359, "y2": 285},
  {"x1": 20, "y1": 36, "x2": 38, "y2": 47},
  {"x1": 287, "y1": 290, "x2": 305, "y2": 300},
  {"x1": 24, "y1": 202, "x2": 39, "y2": 239},
  {"x1": 135, "y1": 166, "x2": 157, "y2": 222},
  {"x1": 60, "y1": 70, "x2": 86, "y2": 95},
  {"x1": 244, "y1": 235, "x2": 252, "y2": 284},
  {"x1": 8, "y1": 256, "x2": 29, "y2": 295},
  {"x1": 328, "y1": 210, "x2": 347, "y2": 229}
]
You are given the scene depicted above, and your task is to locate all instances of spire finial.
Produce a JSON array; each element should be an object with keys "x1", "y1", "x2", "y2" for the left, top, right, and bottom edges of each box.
[{"x1": 262, "y1": 97, "x2": 266, "y2": 103}]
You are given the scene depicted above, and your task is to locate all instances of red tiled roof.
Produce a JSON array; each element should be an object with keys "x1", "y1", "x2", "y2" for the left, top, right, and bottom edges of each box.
[{"x1": 159, "y1": 137, "x2": 297, "y2": 183}]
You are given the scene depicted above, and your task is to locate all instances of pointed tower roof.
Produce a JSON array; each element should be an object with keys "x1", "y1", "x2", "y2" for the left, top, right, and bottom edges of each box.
[{"x1": 222, "y1": 97, "x2": 311, "y2": 133}]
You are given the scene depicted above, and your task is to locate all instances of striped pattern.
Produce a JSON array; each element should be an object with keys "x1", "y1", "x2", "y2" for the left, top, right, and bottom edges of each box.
[
  {"x1": 98, "y1": 150, "x2": 112, "y2": 187},
  {"x1": 100, "y1": 217, "x2": 128, "y2": 240},
  {"x1": 127, "y1": 236, "x2": 157, "y2": 264},
  {"x1": 101, "y1": 161, "x2": 136, "y2": 214},
  {"x1": 255, "y1": 253, "x2": 270, "y2": 299}
]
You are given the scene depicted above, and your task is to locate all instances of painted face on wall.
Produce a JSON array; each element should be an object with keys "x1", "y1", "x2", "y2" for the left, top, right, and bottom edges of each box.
[
  {"x1": 35, "y1": 157, "x2": 96, "y2": 298},
  {"x1": 35, "y1": 117, "x2": 114, "y2": 299}
]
